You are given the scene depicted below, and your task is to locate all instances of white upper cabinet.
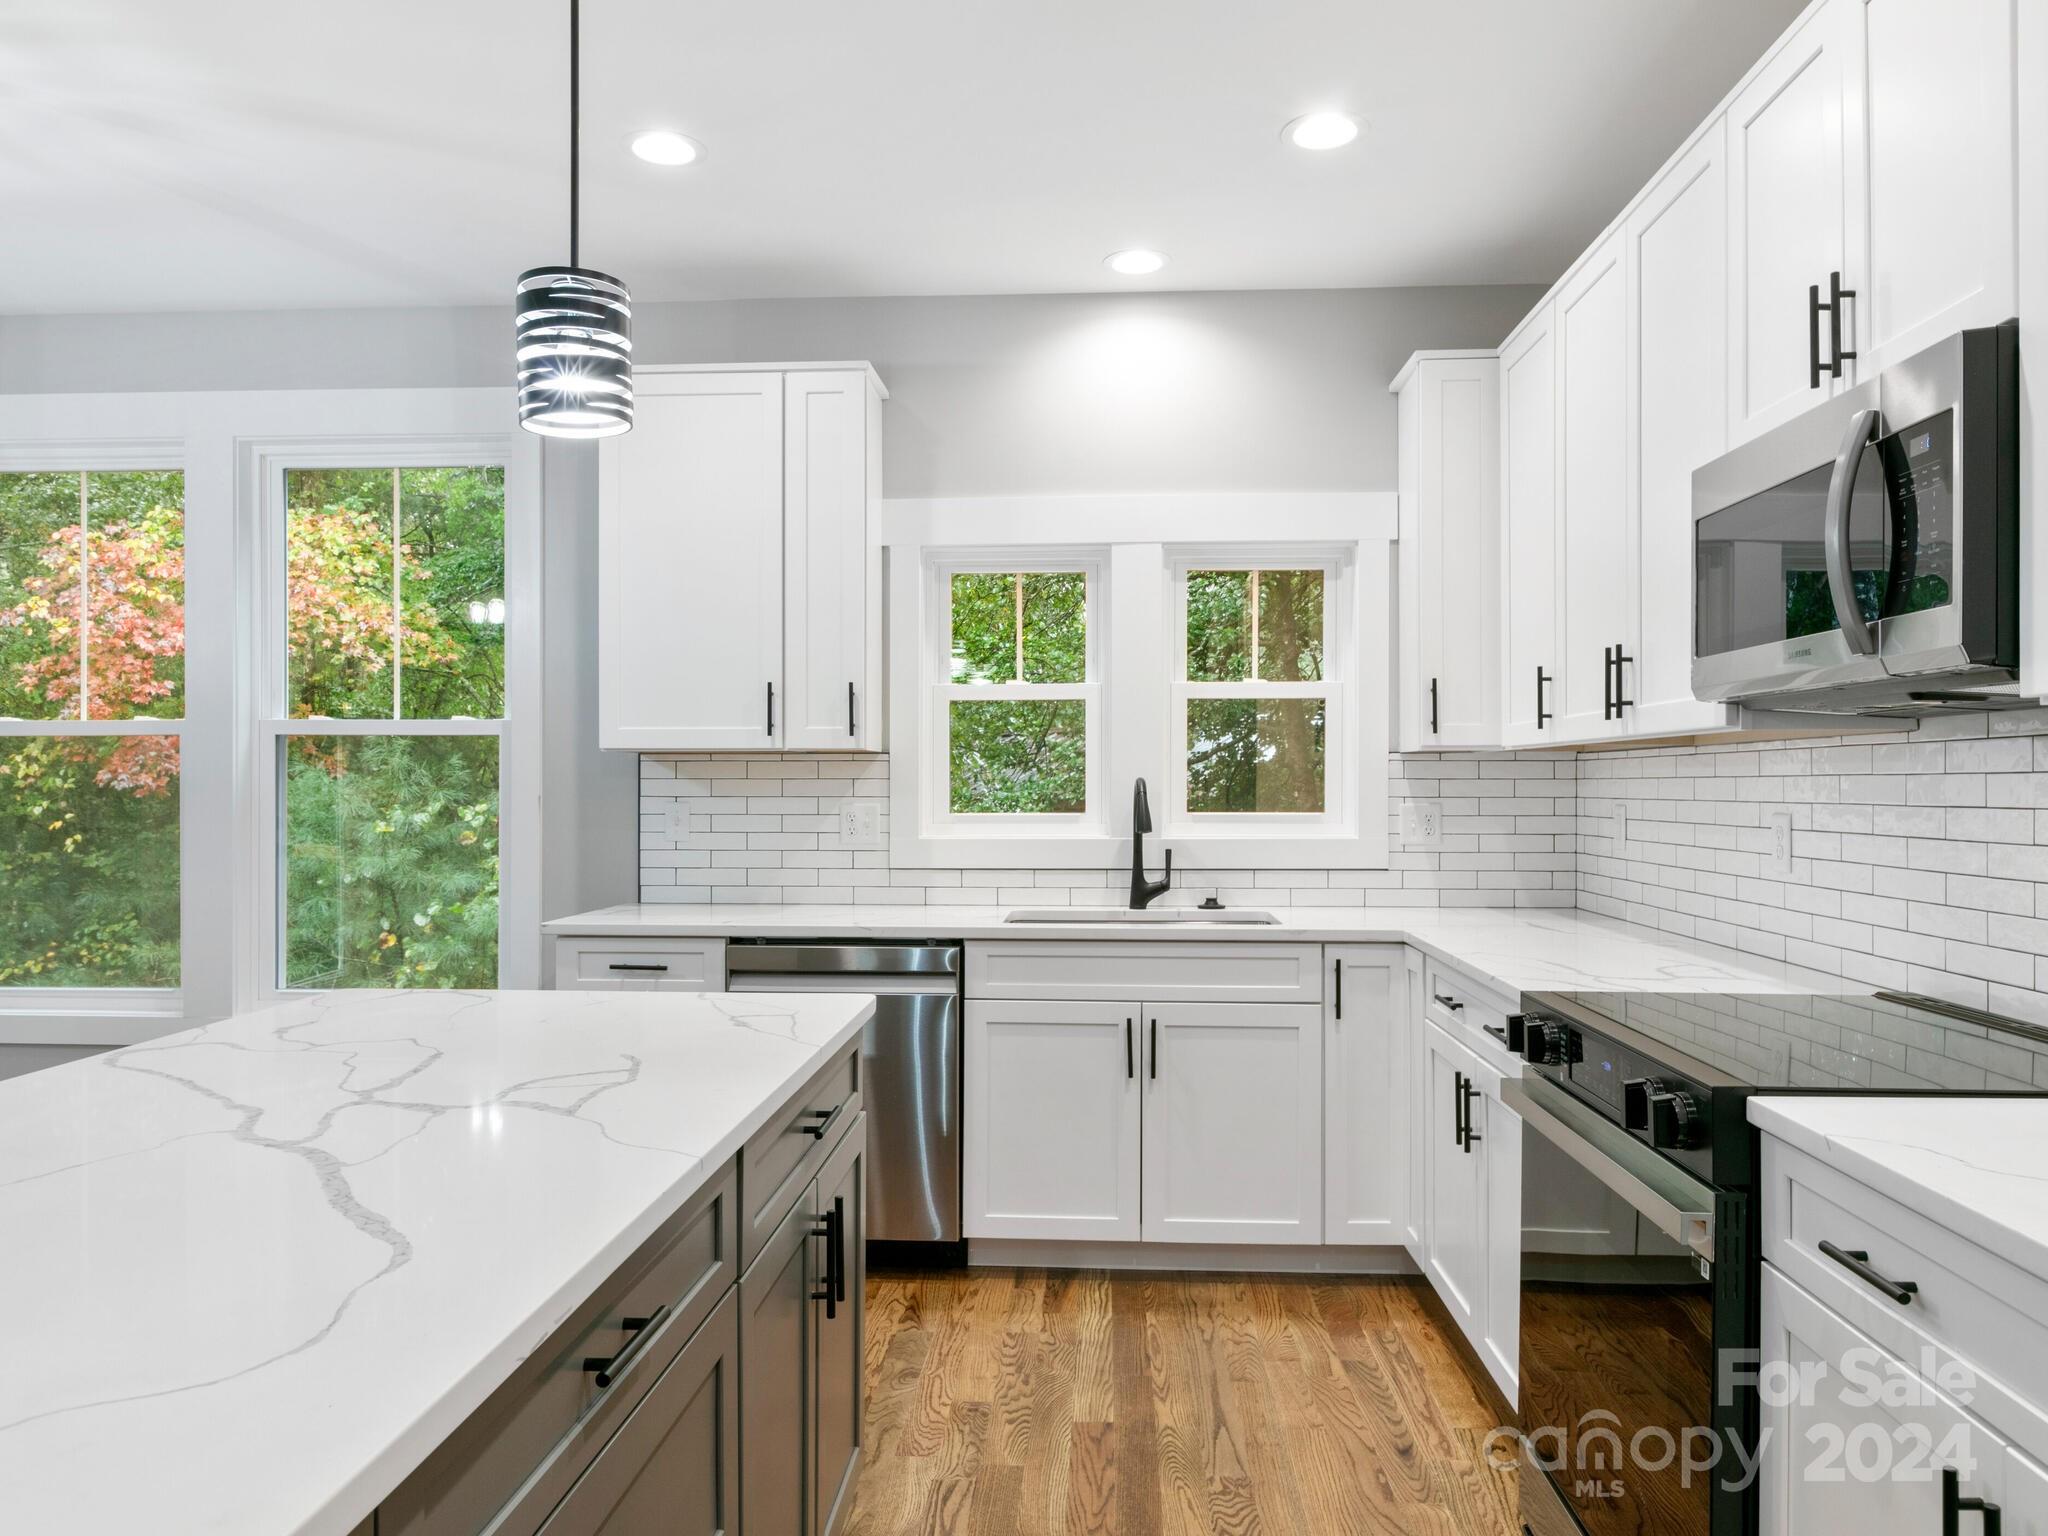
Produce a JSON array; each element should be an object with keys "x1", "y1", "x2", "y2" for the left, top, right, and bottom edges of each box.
[
  {"x1": 1393, "y1": 351, "x2": 1501, "y2": 751},
  {"x1": 1854, "y1": 0, "x2": 2018, "y2": 377},
  {"x1": 1627, "y1": 119, "x2": 1740, "y2": 737},
  {"x1": 782, "y1": 371, "x2": 884, "y2": 752},
  {"x1": 1498, "y1": 307, "x2": 1560, "y2": 747},
  {"x1": 598, "y1": 364, "x2": 886, "y2": 752},
  {"x1": 600, "y1": 372, "x2": 786, "y2": 750},
  {"x1": 1553, "y1": 230, "x2": 1634, "y2": 741},
  {"x1": 1726, "y1": 0, "x2": 1862, "y2": 445}
]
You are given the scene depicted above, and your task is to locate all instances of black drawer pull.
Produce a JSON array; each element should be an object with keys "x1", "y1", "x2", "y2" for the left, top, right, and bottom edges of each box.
[
  {"x1": 798, "y1": 1106, "x2": 839, "y2": 1140},
  {"x1": 607, "y1": 962, "x2": 669, "y2": 972},
  {"x1": 1432, "y1": 992, "x2": 1463, "y2": 1012},
  {"x1": 583, "y1": 1303, "x2": 668, "y2": 1389},
  {"x1": 1944, "y1": 1466, "x2": 2002, "y2": 1535},
  {"x1": 1819, "y1": 1240, "x2": 1918, "y2": 1305}
]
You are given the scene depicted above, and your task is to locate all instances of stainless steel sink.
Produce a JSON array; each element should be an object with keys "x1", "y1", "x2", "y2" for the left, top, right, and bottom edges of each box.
[{"x1": 1002, "y1": 907, "x2": 1281, "y2": 925}]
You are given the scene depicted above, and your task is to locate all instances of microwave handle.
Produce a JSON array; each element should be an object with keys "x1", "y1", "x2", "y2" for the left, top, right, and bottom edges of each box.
[{"x1": 1823, "y1": 406, "x2": 1883, "y2": 657}]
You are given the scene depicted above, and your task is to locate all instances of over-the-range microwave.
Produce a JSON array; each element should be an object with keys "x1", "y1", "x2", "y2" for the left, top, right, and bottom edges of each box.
[{"x1": 1691, "y1": 320, "x2": 2020, "y2": 716}]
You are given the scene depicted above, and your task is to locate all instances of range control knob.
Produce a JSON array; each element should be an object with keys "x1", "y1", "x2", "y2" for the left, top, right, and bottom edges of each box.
[
  {"x1": 1648, "y1": 1089, "x2": 1706, "y2": 1151},
  {"x1": 1522, "y1": 1019, "x2": 1570, "y2": 1067}
]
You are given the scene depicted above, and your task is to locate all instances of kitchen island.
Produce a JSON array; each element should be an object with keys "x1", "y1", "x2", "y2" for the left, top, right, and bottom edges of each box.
[{"x1": 0, "y1": 986, "x2": 875, "y2": 1536}]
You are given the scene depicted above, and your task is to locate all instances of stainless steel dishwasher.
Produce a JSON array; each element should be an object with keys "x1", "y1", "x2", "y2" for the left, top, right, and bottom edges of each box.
[{"x1": 724, "y1": 939, "x2": 963, "y2": 1260}]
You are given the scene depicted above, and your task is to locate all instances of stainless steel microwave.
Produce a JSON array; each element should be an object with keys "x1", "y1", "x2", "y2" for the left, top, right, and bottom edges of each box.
[{"x1": 1691, "y1": 320, "x2": 2019, "y2": 715}]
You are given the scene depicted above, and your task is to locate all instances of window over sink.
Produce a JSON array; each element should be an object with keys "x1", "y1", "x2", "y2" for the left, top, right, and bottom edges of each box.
[{"x1": 885, "y1": 497, "x2": 1390, "y2": 871}]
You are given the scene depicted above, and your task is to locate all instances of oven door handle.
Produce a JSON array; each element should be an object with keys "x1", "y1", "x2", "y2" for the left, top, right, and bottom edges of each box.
[
  {"x1": 1823, "y1": 405, "x2": 1883, "y2": 658},
  {"x1": 1502, "y1": 1075, "x2": 1719, "y2": 1263}
]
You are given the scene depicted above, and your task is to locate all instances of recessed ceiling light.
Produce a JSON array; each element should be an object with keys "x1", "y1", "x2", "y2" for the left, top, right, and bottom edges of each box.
[
  {"x1": 629, "y1": 130, "x2": 702, "y2": 167},
  {"x1": 1104, "y1": 249, "x2": 1167, "y2": 276},
  {"x1": 1283, "y1": 111, "x2": 1360, "y2": 151}
]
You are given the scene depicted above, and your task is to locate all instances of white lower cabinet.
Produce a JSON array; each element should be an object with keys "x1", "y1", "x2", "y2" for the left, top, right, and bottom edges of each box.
[
  {"x1": 1141, "y1": 1002, "x2": 1322, "y2": 1246},
  {"x1": 1325, "y1": 946, "x2": 1410, "y2": 1246},
  {"x1": 1423, "y1": 1022, "x2": 1488, "y2": 1340},
  {"x1": 1760, "y1": 1263, "x2": 2048, "y2": 1536},
  {"x1": 962, "y1": 1000, "x2": 1141, "y2": 1242},
  {"x1": 1401, "y1": 948, "x2": 1427, "y2": 1264}
]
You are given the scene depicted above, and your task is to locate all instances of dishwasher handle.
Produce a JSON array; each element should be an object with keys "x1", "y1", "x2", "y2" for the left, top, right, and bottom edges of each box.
[{"x1": 725, "y1": 943, "x2": 961, "y2": 978}]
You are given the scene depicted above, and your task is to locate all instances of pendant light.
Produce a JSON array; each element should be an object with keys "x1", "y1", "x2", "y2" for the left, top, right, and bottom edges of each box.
[{"x1": 516, "y1": 0, "x2": 634, "y2": 438}]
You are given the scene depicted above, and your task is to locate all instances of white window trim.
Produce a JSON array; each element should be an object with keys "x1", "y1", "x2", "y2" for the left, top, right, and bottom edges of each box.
[
  {"x1": 1165, "y1": 548, "x2": 1347, "y2": 839},
  {"x1": 883, "y1": 493, "x2": 1393, "y2": 870},
  {"x1": 0, "y1": 388, "x2": 538, "y2": 1047}
]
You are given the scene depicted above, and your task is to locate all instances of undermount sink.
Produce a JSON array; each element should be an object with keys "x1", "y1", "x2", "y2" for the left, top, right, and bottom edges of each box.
[{"x1": 1002, "y1": 907, "x2": 1281, "y2": 925}]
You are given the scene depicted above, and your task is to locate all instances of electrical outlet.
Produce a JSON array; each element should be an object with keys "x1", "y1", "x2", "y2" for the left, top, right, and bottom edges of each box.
[
  {"x1": 1401, "y1": 799, "x2": 1443, "y2": 849},
  {"x1": 1767, "y1": 810, "x2": 1794, "y2": 878},
  {"x1": 840, "y1": 800, "x2": 883, "y2": 849},
  {"x1": 667, "y1": 802, "x2": 690, "y2": 842}
]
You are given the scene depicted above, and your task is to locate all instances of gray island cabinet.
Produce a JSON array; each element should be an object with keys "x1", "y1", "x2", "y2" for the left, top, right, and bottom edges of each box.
[{"x1": 378, "y1": 1040, "x2": 867, "y2": 1536}]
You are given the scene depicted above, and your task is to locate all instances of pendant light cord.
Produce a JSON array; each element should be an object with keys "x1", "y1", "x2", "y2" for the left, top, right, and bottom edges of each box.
[{"x1": 569, "y1": 0, "x2": 580, "y2": 268}]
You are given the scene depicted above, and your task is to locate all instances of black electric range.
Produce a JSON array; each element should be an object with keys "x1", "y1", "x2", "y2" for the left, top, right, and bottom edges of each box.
[{"x1": 1506, "y1": 988, "x2": 2048, "y2": 1536}]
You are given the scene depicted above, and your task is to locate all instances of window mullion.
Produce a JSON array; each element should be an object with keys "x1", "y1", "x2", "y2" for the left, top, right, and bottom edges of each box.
[
  {"x1": 389, "y1": 465, "x2": 402, "y2": 721},
  {"x1": 76, "y1": 470, "x2": 89, "y2": 721}
]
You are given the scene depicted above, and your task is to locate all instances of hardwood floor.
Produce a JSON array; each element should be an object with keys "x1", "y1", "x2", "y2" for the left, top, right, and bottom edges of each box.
[{"x1": 843, "y1": 1269, "x2": 1520, "y2": 1536}]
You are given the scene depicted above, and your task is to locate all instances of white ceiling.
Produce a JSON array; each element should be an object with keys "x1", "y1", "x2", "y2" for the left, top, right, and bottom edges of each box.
[{"x1": 3, "y1": 0, "x2": 1808, "y2": 314}]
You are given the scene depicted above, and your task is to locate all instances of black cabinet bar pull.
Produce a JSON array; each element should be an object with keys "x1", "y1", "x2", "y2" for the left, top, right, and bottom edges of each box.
[
  {"x1": 1818, "y1": 1240, "x2": 1918, "y2": 1305},
  {"x1": 1944, "y1": 1466, "x2": 2002, "y2": 1536},
  {"x1": 798, "y1": 1106, "x2": 839, "y2": 1140},
  {"x1": 1429, "y1": 676, "x2": 1439, "y2": 735},
  {"x1": 1828, "y1": 269, "x2": 1858, "y2": 379},
  {"x1": 766, "y1": 680, "x2": 776, "y2": 737},
  {"x1": 1453, "y1": 1069, "x2": 1466, "y2": 1147},
  {"x1": 1432, "y1": 992, "x2": 1464, "y2": 1012},
  {"x1": 1125, "y1": 1016, "x2": 1134, "y2": 1080},
  {"x1": 848, "y1": 681, "x2": 856, "y2": 738},
  {"x1": 1612, "y1": 646, "x2": 1633, "y2": 713},
  {"x1": 832, "y1": 1194, "x2": 848, "y2": 1305},
  {"x1": 810, "y1": 1202, "x2": 841, "y2": 1319},
  {"x1": 1150, "y1": 1016, "x2": 1158, "y2": 1081},
  {"x1": 1809, "y1": 281, "x2": 1826, "y2": 390},
  {"x1": 1461, "y1": 1079, "x2": 1483, "y2": 1153},
  {"x1": 1334, "y1": 959, "x2": 1343, "y2": 1020},
  {"x1": 583, "y1": 1303, "x2": 669, "y2": 1389},
  {"x1": 607, "y1": 962, "x2": 669, "y2": 972},
  {"x1": 1602, "y1": 645, "x2": 1615, "y2": 720},
  {"x1": 1536, "y1": 666, "x2": 1552, "y2": 729}
]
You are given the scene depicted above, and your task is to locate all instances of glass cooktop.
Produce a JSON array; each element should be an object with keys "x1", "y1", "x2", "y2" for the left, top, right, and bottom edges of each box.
[{"x1": 1525, "y1": 988, "x2": 2048, "y2": 1096}]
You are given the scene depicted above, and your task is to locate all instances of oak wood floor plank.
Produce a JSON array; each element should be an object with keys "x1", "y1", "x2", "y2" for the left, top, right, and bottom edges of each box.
[{"x1": 842, "y1": 1270, "x2": 1518, "y2": 1536}]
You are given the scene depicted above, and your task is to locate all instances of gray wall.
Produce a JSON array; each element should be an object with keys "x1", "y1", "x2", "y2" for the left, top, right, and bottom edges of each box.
[{"x1": 1, "y1": 285, "x2": 1542, "y2": 928}]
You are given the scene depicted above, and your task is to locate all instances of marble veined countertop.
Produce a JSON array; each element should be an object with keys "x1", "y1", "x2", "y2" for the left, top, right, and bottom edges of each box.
[
  {"x1": 544, "y1": 903, "x2": 1856, "y2": 1001},
  {"x1": 1749, "y1": 1094, "x2": 2048, "y2": 1283},
  {"x1": 0, "y1": 987, "x2": 875, "y2": 1536}
]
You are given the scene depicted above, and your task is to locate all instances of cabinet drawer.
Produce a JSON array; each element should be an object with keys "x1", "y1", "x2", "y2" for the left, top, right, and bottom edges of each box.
[
  {"x1": 1763, "y1": 1136, "x2": 2048, "y2": 1465},
  {"x1": 1422, "y1": 956, "x2": 1512, "y2": 1047},
  {"x1": 381, "y1": 1159, "x2": 738, "y2": 1536},
  {"x1": 553, "y1": 935, "x2": 726, "y2": 991},
  {"x1": 966, "y1": 941, "x2": 1324, "y2": 1004},
  {"x1": 740, "y1": 1041, "x2": 861, "y2": 1272}
]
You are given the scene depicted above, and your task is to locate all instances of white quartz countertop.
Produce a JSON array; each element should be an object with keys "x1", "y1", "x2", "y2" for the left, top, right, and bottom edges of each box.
[
  {"x1": 1749, "y1": 1095, "x2": 2048, "y2": 1284},
  {"x1": 545, "y1": 902, "x2": 1856, "y2": 1001},
  {"x1": 0, "y1": 987, "x2": 875, "y2": 1536}
]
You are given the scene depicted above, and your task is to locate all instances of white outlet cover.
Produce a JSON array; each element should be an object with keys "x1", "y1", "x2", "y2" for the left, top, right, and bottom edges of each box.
[
  {"x1": 668, "y1": 802, "x2": 690, "y2": 842},
  {"x1": 1766, "y1": 810, "x2": 1794, "y2": 878},
  {"x1": 840, "y1": 800, "x2": 883, "y2": 849},
  {"x1": 1402, "y1": 799, "x2": 1443, "y2": 849}
]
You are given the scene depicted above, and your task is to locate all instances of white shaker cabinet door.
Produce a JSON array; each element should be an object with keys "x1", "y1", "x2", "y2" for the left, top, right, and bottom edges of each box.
[
  {"x1": 1498, "y1": 307, "x2": 1560, "y2": 747},
  {"x1": 1627, "y1": 118, "x2": 1739, "y2": 737},
  {"x1": 1324, "y1": 946, "x2": 1408, "y2": 1246},
  {"x1": 1141, "y1": 1002, "x2": 1322, "y2": 1246},
  {"x1": 1726, "y1": 0, "x2": 1862, "y2": 445},
  {"x1": 1553, "y1": 229, "x2": 1635, "y2": 742},
  {"x1": 598, "y1": 372, "x2": 785, "y2": 750},
  {"x1": 963, "y1": 1001, "x2": 1140, "y2": 1242},
  {"x1": 1855, "y1": 0, "x2": 2018, "y2": 377},
  {"x1": 783, "y1": 371, "x2": 881, "y2": 753},
  {"x1": 1422, "y1": 1022, "x2": 1486, "y2": 1341}
]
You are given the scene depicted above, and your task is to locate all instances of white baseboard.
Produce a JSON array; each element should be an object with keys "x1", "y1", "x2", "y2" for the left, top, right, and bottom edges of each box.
[{"x1": 966, "y1": 1239, "x2": 1419, "y2": 1275}]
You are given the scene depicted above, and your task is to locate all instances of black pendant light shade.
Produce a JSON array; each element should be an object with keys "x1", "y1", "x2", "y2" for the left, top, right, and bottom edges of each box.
[
  {"x1": 518, "y1": 0, "x2": 634, "y2": 439},
  {"x1": 516, "y1": 266, "x2": 633, "y2": 437}
]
